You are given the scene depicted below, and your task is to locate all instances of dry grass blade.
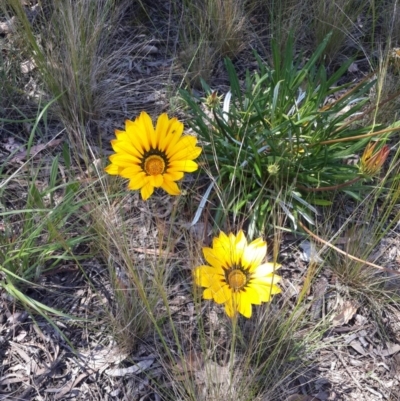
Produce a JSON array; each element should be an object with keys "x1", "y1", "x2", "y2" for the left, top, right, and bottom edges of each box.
[{"x1": 299, "y1": 221, "x2": 400, "y2": 276}]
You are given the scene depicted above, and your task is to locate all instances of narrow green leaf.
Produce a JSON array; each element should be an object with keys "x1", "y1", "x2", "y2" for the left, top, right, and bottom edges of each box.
[{"x1": 49, "y1": 155, "x2": 59, "y2": 192}]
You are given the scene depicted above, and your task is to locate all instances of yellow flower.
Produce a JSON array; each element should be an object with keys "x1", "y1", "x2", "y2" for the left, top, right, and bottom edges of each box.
[
  {"x1": 359, "y1": 142, "x2": 389, "y2": 178},
  {"x1": 194, "y1": 230, "x2": 281, "y2": 318},
  {"x1": 105, "y1": 112, "x2": 202, "y2": 200}
]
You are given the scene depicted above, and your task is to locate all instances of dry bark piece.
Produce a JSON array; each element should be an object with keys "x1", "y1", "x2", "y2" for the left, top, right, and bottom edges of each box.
[
  {"x1": 173, "y1": 349, "x2": 204, "y2": 374},
  {"x1": 20, "y1": 58, "x2": 36, "y2": 74},
  {"x1": 10, "y1": 138, "x2": 63, "y2": 163},
  {"x1": 380, "y1": 343, "x2": 400, "y2": 357},
  {"x1": 105, "y1": 358, "x2": 154, "y2": 377},
  {"x1": 331, "y1": 300, "x2": 358, "y2": 327},
  {"x1": 349, "y1": 340, "x2": 367, "y2": 356},
  {"x1": 311, "y1": 276, "x2": 328, "y2": 320},
  {"x1": 0, "y1": 18, "x2": 15, "y2": 34},
  {"x1": 173, "y1": 350, "x2": 206, "y2": 382}
]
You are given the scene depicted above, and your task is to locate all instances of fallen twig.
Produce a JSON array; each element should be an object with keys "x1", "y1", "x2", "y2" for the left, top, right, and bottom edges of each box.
[{"x1": 299, "y1": 221, "x2": 400, "y2": 276}]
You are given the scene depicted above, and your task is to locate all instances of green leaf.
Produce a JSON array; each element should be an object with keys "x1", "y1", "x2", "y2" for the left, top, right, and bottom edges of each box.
[
  {"x1": 310, "y1": 198, "x2": 333, "y2": 206},
  {"x1": 225, "y1": 58, "x2": 243, "y2": 106},
  {"x1": 49, "y1": 155, "x2": 59, "y2": 192}
]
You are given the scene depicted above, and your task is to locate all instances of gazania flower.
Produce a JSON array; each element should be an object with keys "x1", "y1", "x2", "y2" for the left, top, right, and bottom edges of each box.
[
  {"x1": 194, "y1": 231, "x2": 281, "y2": 318},
  {"x1": 105, "y1": 112, "x2": 202, "y2": 200}
]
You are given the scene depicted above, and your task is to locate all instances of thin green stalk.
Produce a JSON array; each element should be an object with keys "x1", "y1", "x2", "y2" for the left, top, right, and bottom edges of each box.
[{"x1": 297, "y1": 176, "x2": 361, "y2": 192}]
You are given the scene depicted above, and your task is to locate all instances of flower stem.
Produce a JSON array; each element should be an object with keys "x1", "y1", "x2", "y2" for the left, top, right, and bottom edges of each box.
[
  {"x1": 296, "y1": 176, "x2": 361, "y2": 192},
  {"x1": 229, "y1": 313, "x2": 238, "y2": 383},
  {"x1": 317, "y1": 125, "x2": 400, "y2": 146}
]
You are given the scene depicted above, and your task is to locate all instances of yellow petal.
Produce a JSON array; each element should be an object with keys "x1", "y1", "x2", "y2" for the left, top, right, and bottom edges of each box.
[
  {"x1": 212, "y1": 233, "x2": 241, "y2": 267},
  {"x1": 237, "y1": 295, "x2": 252, "y2": 318},
  {"x1": 224, "y1": 299, "x2": 236, "y2": 318},
  {"x1": 114, "y1": 129, "x2": 130, "y2": 141},
  {"x1": 254, "y1": 284, "x2": 281, "y2": 300},
  {"x1": 241, "y1": 286, "x2": 261, "y2": 305},
  {"x1": 134, "y1": 126, "x2": 152, "y2": 153},
  {"x1": 105, "y1": 164, "x2": 122, "y2": 175},
  {"x1": 155, "y1": 113, "x2": 170, "y2": 149},
  {"x1": 251, "y1": 283, "x2": 275, "y2": 302},
  {"x1": 138, "y1": 111, "x2": 157, "y2": 149},
  {"x1": 210, "y1": 231, "x2": 256, "y2": 270},
  {"x1": 209, "y1": 282, "x2": 232, "y2": 304},
  {"x1": 149, "y1": 174, "x2": 164, "y2": 187},
  {"x1": 167, "y1": 136, "x2": 198, "y2": 158},
  {"x1": 126, "y1": 118, "x2": 150, "y2": 153},
  {"x1": 252, "y1": 263, "x2": 281, "y2": 277},
  {"x1": 168, "y1": 160, "x2": 199, "y2": 173},
  {"x1": 203, "y1": 288, "x2": 214, "y2": 300},
  {"x1": 109, "y1": 153, "x2": 141, "y2": 168},
  {"x1": 231, "y1": 231, "x2": 247, "y2": 265},
  {"x1": 270, "y1": 284, "x2": 282, "y2": 295},
  {"x1": 127, "y1": 172, "x2": 147, "y2": 190},
  {"x1": 194, "y1": 266, "x2": 223, "y2": 287},
  {"x1": 243, "y1": 241, "x2": 267, "y2": 271},
  {"x1": 203, "y1": 247, "x2": 226, "y2": 270},
  {"x1": 161, "y1": 180, "x2": 181, "y2": 196},
  {"x1": 115, "y1": 129, "x2": 134, "y2": 143},
  {"x1": 160, "y1": 119, "x2": 184, "y2": 152},
  {"x1": 163, "y1": 171, "x2": 184, "y2": 182},
  {"x1": 140, "y1": 182, "x2": 154, "y2": 200},
  {"x1": 119, "y1": 164, "x2": 143, "y2": 179},
  {"x1": 211, "y1": 233, "x2": 227, "y2": 250},
  {"x1": 217, "y1": 231, "x2": 229, "y2": 242},
  {"x1": 251, "y1": 274, "x2": 282, "y2": 286},
  {"x1": 261, "y1": 292, "x2": 272, "y2": 302},
  {"x1": 168, "y1": 145, "x2": 202, "y2": 163},
  {"x1": 111, "y1": 140, "x2": 143, "y2": 158}
]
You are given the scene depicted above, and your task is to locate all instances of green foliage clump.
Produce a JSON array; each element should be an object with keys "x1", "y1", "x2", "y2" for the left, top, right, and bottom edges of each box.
[{"x1": 181, "y1": 34, "x2": 396, "y2": 235}]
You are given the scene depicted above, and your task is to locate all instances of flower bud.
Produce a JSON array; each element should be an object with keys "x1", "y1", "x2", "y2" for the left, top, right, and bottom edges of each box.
[{"x1": 359, "y1": 142, "x2": 390, "y2": 177}]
